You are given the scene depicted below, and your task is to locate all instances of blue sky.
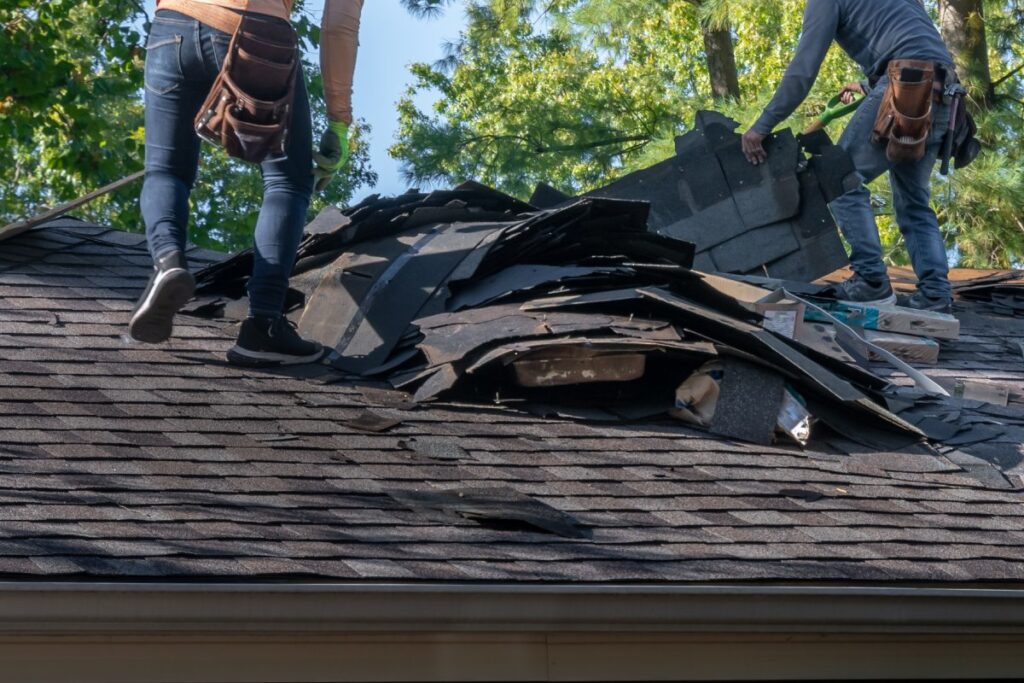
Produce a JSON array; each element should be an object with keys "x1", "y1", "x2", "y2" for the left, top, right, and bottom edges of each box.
[{"x1": 305, "y1": 1, "x2": 465, "y2": 196}]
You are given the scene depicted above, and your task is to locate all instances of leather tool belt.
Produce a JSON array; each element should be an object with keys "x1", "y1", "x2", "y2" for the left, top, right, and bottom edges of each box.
[
  {"x1": 160, "y1": 0, "x2": 299, "y2": 164},
  {"x1": 195, "y1": 12, "x2": 299, "y2": 163},
  {"x1": 871, "y1": 59, "x2": 944, "y2": 165}
]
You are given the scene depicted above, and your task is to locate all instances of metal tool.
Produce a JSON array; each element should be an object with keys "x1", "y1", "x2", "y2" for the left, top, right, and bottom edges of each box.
[{"x1": 939, "y1": 84, "x2": 967, "y2": 176}]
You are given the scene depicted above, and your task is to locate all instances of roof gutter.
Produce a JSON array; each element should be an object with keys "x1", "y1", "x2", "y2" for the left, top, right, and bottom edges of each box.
[{"x1": 2, "y1": 582, "x2": 1024, "y2": 635}]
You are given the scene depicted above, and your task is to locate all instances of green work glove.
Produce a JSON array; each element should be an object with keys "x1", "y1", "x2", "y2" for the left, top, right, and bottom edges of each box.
[{"x1": 312, "y1": 120, "x2": 350, "y2": 193}]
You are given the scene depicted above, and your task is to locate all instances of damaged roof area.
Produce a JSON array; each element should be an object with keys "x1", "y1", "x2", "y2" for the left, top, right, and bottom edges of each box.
[
  {"x1": 196, "y1": 188, "x2": 923, "y2": 446},
  {"x1": 187, "y1": 117, "x2": 1016, "y2": 468},
  {"x1": 584, "y1": 111, "x2": 855, "y2": 280},
  {"x1": 1, "y1": 210, "x2": 1023, "y2": 582}
]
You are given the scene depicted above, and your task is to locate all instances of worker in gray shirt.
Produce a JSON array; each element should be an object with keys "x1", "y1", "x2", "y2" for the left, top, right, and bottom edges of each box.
[{"x1": 742, "y1": 0, "x2": 956, "y2": 313}]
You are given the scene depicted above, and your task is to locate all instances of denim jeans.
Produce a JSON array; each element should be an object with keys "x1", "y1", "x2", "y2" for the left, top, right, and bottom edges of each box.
[
  {"x1": 830, "y1": 74, "x2": 952, "y2": 299},
  {"x1": 141, "y1": 9, "x2": 314, "y2": 317}
]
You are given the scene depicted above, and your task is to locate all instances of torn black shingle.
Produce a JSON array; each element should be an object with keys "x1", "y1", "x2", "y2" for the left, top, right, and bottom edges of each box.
[
  {"x1": 588, "y1": 110, "x2": 849, "y2": 280},
  {"x1": 387, "y1": 487, "x2": 590, "y2": 539}
]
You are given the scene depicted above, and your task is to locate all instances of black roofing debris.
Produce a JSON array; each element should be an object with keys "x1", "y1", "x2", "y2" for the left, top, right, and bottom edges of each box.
[
  {"x1": 191, "y1": 111, "x2": 1023, "y2": 457},
  {"x1": 587, "y1": 111, "x2": 854, "y2": 281},
  {"x1": 953, "y1": 270, "x2": 1024, "y2": 317},
  {"x1": 398, "y1": 437, "x2": 472, "y2": 462},
  {"x1": 342, "y1": 410, "x2": 403, "y2": 433},
  {"x1": 387, "y1": 487, "x2": 590, "y2": 539},
  {"x1": 709, "y1": 357, "x2": 788, "y2": 446}
]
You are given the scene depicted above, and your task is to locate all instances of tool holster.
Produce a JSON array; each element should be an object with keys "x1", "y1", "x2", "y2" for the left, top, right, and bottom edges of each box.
[
  {"x1": 941, "y1": 80, "x2": 981, "y2": 175},
  {"x1": 871, "y1": 59, "x2": 938, "y2": 164},
  {"x1": 194, "y1": 13, "x2": 299, "y2": 164}
]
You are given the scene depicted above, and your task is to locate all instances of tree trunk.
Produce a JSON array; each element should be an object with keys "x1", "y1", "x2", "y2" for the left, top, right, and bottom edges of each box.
[
  {"x1": 938, "y1": 0, "x2": 993, "y2": 105},
  {"x1": 702, "y1": 25, "x2": 740, "y2": 101}
]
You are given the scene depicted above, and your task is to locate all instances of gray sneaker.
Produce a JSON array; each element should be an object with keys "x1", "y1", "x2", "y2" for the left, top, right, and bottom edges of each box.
[
  {"x1": 832, "y1": 273, "x2": 897, "y2": 306},
  {"x1": 129, "y1": 251, "x2": 195, "y2": 344},
  {"x1": 905, "y1": 290, "x2": 953, "y2": 315}
]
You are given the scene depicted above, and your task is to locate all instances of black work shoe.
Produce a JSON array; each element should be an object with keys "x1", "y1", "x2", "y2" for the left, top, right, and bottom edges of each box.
[
  {"x1": 227, "y1": 315, "x2": 327, "y2": 367},
  {"x1": 831, "y1": 273, "x2": 898, "y2": 307},
  {"x1": 904, "y1": 290, "x2": 954, "y2": 315},
  {"x1": 129, "y1": 251, "x2": 195, "y2": 344}
]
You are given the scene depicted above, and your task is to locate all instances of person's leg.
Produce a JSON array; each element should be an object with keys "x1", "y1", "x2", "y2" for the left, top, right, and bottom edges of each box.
[
  {"x1": 132, "y1": 10, "x2": 208, "y2": 343},
  {"x1": 228, "y1": 73, "x2": 324, "y2": 366},
  {"x1": 139, "y1": 10, "x2": 205, "y2": 260},
  {"x1": 890, "y1": 100, "x2": 952, "y2": 306},
  {"x1": 828, "y1": 75, "x2": 895, "y2": 298},
  {"x1": 246, "y1": 74, "x2": 315, "y2": 318}
]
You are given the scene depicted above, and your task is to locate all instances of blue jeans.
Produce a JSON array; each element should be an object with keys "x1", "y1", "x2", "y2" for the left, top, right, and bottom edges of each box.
[
  {"x1": 830, "y1": 74, "x2": 952, "y2": 299},
  {"x1": 141, "y1": 9, "x2": 314, "y2": 317}
]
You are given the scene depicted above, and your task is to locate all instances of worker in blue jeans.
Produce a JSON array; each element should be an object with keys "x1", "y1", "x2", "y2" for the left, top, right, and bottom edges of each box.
[
  {"x1": 741, "y1": 0, "x2": 956, "y2": 313},
  {"x1": 129, "y1": 0, "x2": 363, "y2": 364},
  {"x1": 829, "y1": 74, "x2": 952, "y2": 309}
]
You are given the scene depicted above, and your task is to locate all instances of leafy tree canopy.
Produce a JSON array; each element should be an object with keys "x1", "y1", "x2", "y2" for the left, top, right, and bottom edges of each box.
[
  {"x1": 0, "y1": 0, "x2": 376, "y2": 253},
  {"x1": 393, "y1": 0, "x2": 1024, "y2": 267}
]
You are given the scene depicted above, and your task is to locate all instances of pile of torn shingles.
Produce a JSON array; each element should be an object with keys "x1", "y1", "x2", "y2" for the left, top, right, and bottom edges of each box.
[
  {"x1": 190, "y1": 111, "x2": 1019, "y2": 462},
  {"x1": 581, "y1": 110, "x2": 857, "y2": 280}
]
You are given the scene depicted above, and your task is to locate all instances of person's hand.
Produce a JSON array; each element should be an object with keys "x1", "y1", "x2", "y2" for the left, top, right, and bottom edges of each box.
[
  {"x1": 839, "y1": 82, "x2": 864, "y2": 105},
  {"x1": 312, "y1": 120, "x2": 350, "y2": 192},
  {"x1": 741, "y1": 129, "x2": 768, "y2": 166}
]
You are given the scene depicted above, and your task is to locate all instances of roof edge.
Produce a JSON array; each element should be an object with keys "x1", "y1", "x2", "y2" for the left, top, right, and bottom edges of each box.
[{"x1": 2, "y1": 582, "x2": 1023, "y2": 634}]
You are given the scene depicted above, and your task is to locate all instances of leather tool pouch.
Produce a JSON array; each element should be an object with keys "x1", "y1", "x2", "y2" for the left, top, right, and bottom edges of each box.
[
  {"x1": 195, "y1": 13, "x2": 299, "y2": 164},
  {"x1": 871, "y1": 59, "x2": 935, "y2": 164}
]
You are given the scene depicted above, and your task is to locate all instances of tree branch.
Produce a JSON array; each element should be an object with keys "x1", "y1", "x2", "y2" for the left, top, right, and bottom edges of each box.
[
  {"x1": 462, "y1": 131, "x2": 655, "y2": 155},
  {"x1": 992, "y1": 62, "x2": 1024, "y2": 90},
  {"x1": 531, "y1": 134, "x2": 653, "y2": 154}
]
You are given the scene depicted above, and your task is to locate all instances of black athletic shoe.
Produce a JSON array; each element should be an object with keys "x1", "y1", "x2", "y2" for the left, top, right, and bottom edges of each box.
[
  {"x1": 227, "y1": 315, "x2": 327, "y2": 367},
  {"x1": 831, "y1": 273, "x2": 898, "y2": 307},
  {"x1": 904, "y1": 290, "x2": 954, "y2": 315},
  {"x1": 128, "y1": 251, "x2": 195, "y2": 344}
]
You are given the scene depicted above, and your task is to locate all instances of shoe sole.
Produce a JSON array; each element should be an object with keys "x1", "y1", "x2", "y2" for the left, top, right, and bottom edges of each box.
[
  {"x1": 908, "y1": 305, "x2": 954, "y2": 315},
  {"x1": 837, "y1": 292, "x2": 898, "y2": 308},
  {"x1": 226, "y1": 346, "x2": 328, "y2": 368},
  {"x1": 128, "y1": 269, "x2": 196, "y2": 344},
  {"x1": 899, "y1": 295, "x2": 954, "y2": 314}
]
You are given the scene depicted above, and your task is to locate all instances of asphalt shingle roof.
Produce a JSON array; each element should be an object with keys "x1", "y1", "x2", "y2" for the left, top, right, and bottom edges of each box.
[{"x1": 0, "y1": 217, "x2": 1022, "y2": 584}]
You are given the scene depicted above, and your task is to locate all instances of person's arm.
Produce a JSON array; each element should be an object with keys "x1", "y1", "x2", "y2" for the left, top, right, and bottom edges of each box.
[
  {"x1": 313, "y1": 0, "x2": 364, "y2": 191},
  {"x1": 321, "y1": 0, "x2": 363, "y2": 126},
  {"x1": 752, "y1": 0, "x2": 840, "y2": 135}
]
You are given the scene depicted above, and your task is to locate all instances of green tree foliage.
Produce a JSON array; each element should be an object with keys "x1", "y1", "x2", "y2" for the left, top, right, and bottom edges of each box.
[
  {"x1": 0, "y1": 1, "x2": 376, "y2": 252},
  {"x1": 1, "y1": 2, "x2": 147, "y2": 226},
  {"x1": 391, "y1": 1, "x2": 857, "y2": 195},
  {"x1": 394, "y1": 0, "x2": 1024, "y2": 267}
]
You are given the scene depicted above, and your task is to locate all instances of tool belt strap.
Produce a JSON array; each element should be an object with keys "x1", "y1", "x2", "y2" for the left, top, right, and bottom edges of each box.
[{"x1": 157, "y1": 0, "x2": 244, "y2": 35}]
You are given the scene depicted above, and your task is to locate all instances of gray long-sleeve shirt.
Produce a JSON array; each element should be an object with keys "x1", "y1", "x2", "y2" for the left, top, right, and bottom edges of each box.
[{"x1": 753, "y1": 0, "x2": 952, "y2": 134}]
